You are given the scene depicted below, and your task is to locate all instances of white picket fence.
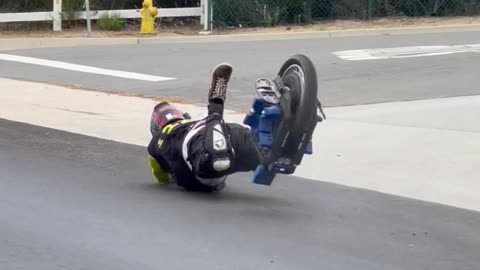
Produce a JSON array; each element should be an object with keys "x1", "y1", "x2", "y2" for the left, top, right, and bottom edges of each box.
[{"x1": 0, "y1": 0, "x2": 212, "y2": 32}]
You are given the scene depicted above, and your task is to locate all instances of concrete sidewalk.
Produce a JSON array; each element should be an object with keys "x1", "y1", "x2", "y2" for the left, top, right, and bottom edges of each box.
[
  {"x1": 2, "y1": 77, "x2": 479, "y2": 212},
  {"x1": 297, "y1": 96, "x2": 480, "y2": 211}
]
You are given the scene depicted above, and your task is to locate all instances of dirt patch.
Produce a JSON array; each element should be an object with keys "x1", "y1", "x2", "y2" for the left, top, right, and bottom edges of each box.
[
  {"x1": 213, "y1": 16, "x2": 480, "y2": 35},
  {"x1": 15, "y1": 78, "x2": 249, "y2": 116},
  {"x1": 19, "y1": 78, "x2": 199, "y2": 105},
  {"x1": 0, "y1": 22, "x2": 203, "y2": 38},
  {"x1": 1, "y1": 16, "x2": 480, "y2": 39}
]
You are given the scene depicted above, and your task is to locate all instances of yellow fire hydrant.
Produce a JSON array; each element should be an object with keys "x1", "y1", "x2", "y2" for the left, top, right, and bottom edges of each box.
[{"x1": 139, "y1": 0, "x2": 158, "y2": 34}]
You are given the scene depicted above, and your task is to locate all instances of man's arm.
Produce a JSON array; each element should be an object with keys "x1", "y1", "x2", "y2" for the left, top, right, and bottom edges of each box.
[{"x1": 147, "y1": 135, "x2": 174, "y2": 184}]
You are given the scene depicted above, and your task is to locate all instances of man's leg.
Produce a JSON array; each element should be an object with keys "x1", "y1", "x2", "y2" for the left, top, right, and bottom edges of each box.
[
  {"x1": 225, "y1": 123, "x2": 262, "y2": 172},
  {"x1": 185, "y1": 120, "x2": 262, "y2": 188},
  {"x1": 203, "y1": 63, "x2": 262, "y2": 173},
  {"x1": 178, "y1": 63, "x2": 235, "y2": 190},
  {"x1": 208, "y1": 63, "x2": 232, "y2": 116}
]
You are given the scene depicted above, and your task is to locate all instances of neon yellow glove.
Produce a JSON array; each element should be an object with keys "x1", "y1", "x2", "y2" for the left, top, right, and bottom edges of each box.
[{"x1": 148, "y1": 155, "x2": 174, "y2": 184}]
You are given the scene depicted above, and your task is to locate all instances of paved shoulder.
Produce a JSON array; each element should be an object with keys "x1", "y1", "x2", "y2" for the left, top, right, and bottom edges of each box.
[{"x1": 1, "y1": 119, "x2": 479, "y2": 270}]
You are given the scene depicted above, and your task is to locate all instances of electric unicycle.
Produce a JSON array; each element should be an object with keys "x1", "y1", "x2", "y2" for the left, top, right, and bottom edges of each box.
[{"x1": 244, "y1": 54, "x2": 326, "y2": 185}]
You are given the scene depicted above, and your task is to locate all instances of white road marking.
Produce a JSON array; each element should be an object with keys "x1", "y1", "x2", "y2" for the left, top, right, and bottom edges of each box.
[
  {"x1": 334, "y1": 44, "x2": 480, "y2": 60},
  {"x1": 0, "y1": 53, "x2": 175, "y2": 82}
]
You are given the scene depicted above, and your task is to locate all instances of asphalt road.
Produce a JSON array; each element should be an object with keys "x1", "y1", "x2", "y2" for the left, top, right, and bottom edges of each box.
[
  {"x1": 2, "y1": 29, "x2": 480, "y2": 269},
  {"x1": 1, "y1": 119, "x2": 480, "y2": 270},
  {"x1": 1, "y1": 30, "x2": 480, "y2": 110}
]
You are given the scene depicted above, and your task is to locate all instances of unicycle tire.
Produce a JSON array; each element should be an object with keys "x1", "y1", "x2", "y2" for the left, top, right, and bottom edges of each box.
[{"x1": 276, "y1": 54, "x2": 319, "y2": 164}]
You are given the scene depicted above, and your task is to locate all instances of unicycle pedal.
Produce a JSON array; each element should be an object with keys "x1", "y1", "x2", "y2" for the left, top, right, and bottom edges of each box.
[
  {"x1": 271, "y1": 159, "x2": 296, "y2": 174},
  {"x1": 252, "y1": 159, "x2": 297, "y2": 186},
  {"x1": 253, "y1": 165, "x2": 276, "y2": 186}
]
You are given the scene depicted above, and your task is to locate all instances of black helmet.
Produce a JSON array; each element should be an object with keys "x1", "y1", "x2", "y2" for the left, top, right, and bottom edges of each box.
[{"x1": 150, "y1": 102, "x2": 185, "y2": 135}]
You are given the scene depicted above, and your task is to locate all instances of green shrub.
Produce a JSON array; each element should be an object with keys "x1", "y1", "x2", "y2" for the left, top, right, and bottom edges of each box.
[
  {"x1": 60, "y1": 0, "x2": 87, "y2": 28},
  {"x1": 96, "y1": 13, "x2": 125, "y2": 31}
]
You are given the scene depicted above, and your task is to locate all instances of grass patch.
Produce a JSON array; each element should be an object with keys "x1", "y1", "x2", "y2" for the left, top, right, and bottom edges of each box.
[{"x1": 96, "y1": 13, "x2": 125, "y2": 31}]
